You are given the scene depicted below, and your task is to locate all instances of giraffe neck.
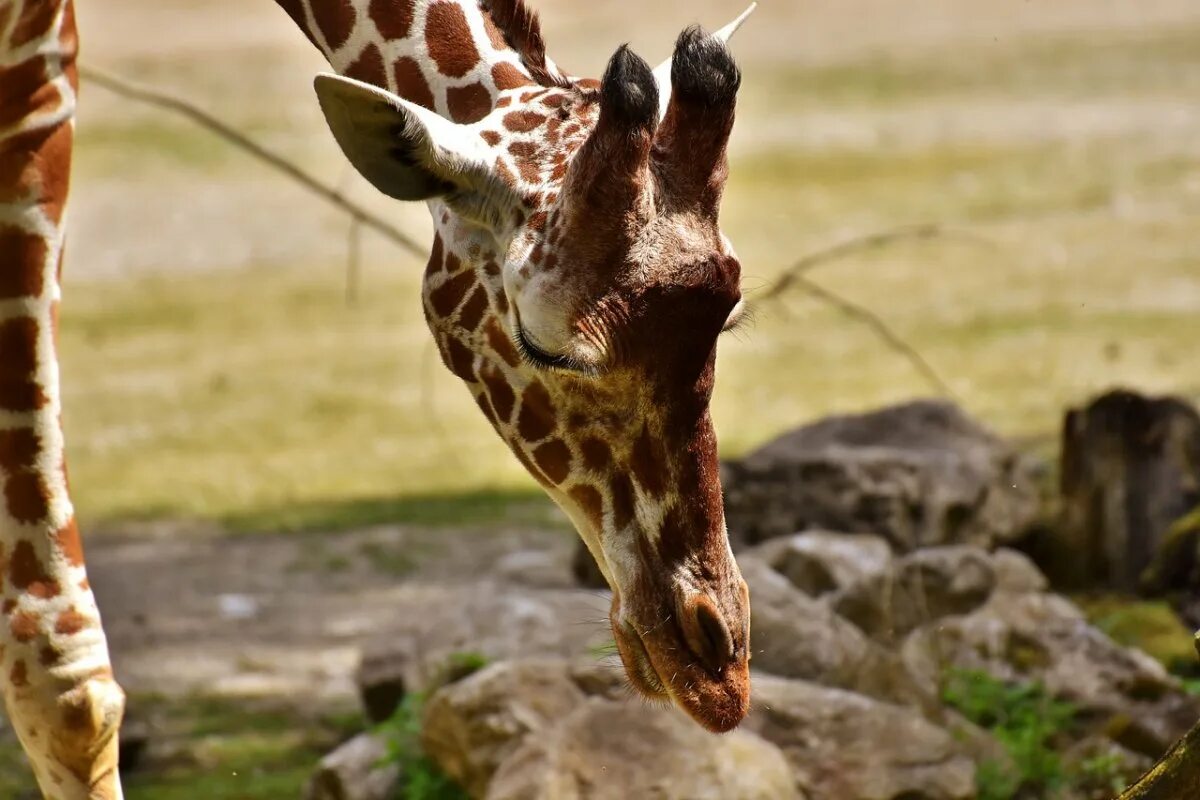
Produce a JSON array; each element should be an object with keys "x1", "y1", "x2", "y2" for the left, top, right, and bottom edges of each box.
[
  {"x1": 277, "y1": 0, "x2": 559, "y2": 123},
  {"x1": 0, "y1": 1, "x2": 125, "y2": 796}
]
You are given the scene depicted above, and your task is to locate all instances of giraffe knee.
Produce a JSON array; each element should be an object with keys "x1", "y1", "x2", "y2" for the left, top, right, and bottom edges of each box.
[{"x1": 51, "y1": 671, "x2": 125, "y2": 791}]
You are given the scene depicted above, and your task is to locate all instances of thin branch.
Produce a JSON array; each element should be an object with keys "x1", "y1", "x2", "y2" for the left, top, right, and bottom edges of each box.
[
  {"x1": 785, "y1": 274, "x2": 956, "y2": 399},
  {"x1": 80, "y1": 64, "x2": 427, "y2": 260},
  {"x1": 758, "y1": 223, "x2": 990, "y2": 304}
]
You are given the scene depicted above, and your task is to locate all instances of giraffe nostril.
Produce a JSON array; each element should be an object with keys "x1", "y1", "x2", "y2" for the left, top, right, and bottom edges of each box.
[{"x1": 686, "y1": 598, "x2": 735, "y2": 674}]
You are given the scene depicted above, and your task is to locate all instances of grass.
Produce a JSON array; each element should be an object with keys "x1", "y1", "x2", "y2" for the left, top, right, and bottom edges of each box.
[{"x1": 58, "y1": 10, "x2": 1200, "y2": 535}]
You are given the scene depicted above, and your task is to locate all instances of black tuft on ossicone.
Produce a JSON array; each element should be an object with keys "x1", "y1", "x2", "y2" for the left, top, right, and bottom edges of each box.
[
  {"x1": 670, "y1": 26, "x2": 741, "y2": 108},
  {"x1": 600, "y1": 45, "x2": 660, "y2": 132}
]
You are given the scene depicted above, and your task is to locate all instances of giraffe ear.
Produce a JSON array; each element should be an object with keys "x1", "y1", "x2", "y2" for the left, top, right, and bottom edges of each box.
[{"x1": 314, "y1": 74, "x2": 515, "y2": 222}]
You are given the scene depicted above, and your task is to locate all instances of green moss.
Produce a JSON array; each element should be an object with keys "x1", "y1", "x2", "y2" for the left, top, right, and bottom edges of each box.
[{"x1": 1079, "y1": 597, "x2": 1198, "y2": 675}]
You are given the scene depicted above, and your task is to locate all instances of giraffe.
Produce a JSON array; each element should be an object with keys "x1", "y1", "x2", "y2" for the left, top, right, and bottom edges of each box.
[
  {"x1": 274, "y1": 0, "x2": 757, "y2": 733},
  {"x1": 0, "y1": 0, "x2": 125, "y2": 798}
]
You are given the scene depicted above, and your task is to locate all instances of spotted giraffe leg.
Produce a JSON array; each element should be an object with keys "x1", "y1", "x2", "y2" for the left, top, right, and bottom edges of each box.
[{"x1": 0, "y1": 1, "x2": 125, "y2": 797}]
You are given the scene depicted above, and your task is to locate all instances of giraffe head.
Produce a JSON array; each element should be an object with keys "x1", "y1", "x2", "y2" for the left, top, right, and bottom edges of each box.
[{"x1": 314, "y1": 4, "x2": 753, "y2": 732}]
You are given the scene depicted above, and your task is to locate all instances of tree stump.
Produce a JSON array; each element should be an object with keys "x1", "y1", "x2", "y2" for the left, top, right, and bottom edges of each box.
[{"x1": 1057, "y1": 389, "x2": 1200, "y2": 590}]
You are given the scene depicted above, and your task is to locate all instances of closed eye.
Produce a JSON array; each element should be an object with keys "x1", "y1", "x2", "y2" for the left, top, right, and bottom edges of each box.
[
  {"x1": 514, "y1": 324, "x2": 599, "y2": 376},
  {"x1": 722, "y1": 299, "x2": 753, "y2": 334}
]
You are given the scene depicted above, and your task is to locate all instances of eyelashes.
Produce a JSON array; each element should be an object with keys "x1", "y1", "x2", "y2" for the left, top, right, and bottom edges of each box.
[
  {"x1": 514, "y1": 324, "x2": 598, "y2": 376},
  {"x1": 721, "y1": 301, "x2": 755, "y2": 336}
]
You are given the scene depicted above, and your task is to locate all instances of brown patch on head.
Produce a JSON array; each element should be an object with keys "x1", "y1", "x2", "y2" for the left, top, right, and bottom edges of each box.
[
  {"x1": 482, "y1": 13, "x2": 507, "y2": 50},
  {"x1": 579, "y1": 437, "x2": 611, "y2": 473},
  {"x1": 568, "y1": 484, "x2": 603, "y2": 529},
  {"x1": 393, "y1": 56, "x2": 435, "y2": 110},
  {"x1": 0, "y1": 56, "x2": 58, "y2": 135},
  {"x1": 9, "y1": 540, "x2": 51, "y2": 591},
  {"x1": 345, "y1": 43, "x2": 388, "y2": 88},
  {"x1": 0, "y1": 295, "x2": 46, "y2": 403},
  {"x1": 512, "y1": 444, "x2": 550, "y2": 486},
  {"x1": 0, "y1": 428, "x2": 39, "y2": 472},
  {"x1": 480, "y1": 130, "x2": 502, "y2": 146},
  {"x1": 312, "y1": 0, "x2": 356, "y2": 50},
  {"x1": 368, "y1": 0, "x2": 414, "y2": 40},
  {"x1": 441, "y1": 336, "x2": 476, "y2": 381},
  {"x1": 516, "y1": 381, "x2": 557, "y2": 441},
  {"x1": 532, "y1": 439, "x2": 572, "y2": 484},
  {"x1": 10, "y1": 1, "x2": 57, "y2": 48},
  {"x1": 481, "y1": 0, "x2": 567, "y2": 87},
  {"x1": 9, "y1": 659, "x2": 27, "y2": 688},
  {"x1": 630, "y1": 425, "x2": 666, "y2": 497},
  {"x1": 456, "y1": 286, "x2": 490, "y2": 333},
  {"x1": 10, "y1": 611, "x2": 38, "y2": 643},
  {"x1": 0, "y1": 225, "x2": 46, "y2": 300},
  {"x1": 54, "y1": 522, "x2": 85, "y2": 569},
  {"x1": 503, "y1": 110, "x2": 546, "y2": 133},
  {"x1": 55, "y1": 608, "x2": 88, "y2": 636},
  {"x1": 424, "y1": 233, "x2": 445, "y2": 278},
  {"x1": 494, "y1": 157, "x2": 517, "y2": 188},
  {"x1": 444, "y1": 250, "x2": 463, "y2": 274},
  {"x1": 610, "y1": 472, "x2": 637, "y2": 532},
  {"x1": 39, "y1": 645, "x2": 59, "y2": 666},
  {"x1": 492, "y1": 62, "x2": 533, "y2": 90},
  {"x1": 425, "y1": 3, "x2": 481, "y2": 78},
  {"x1": 485, "y1": 320, "x2": 521, "y2": 368},
  {"x1": 429, "y1": 269, "x2": 477, "y2": 318},
  {"x1": 480, "y1": 363, "x2": 516, "y2": 422},
  {"x1": 1, "y1": 599, "x2": 15, "y2": 615},
  {"x1": 447, "y1": 81, "x2": 492, "y2": 123},
  {"x1": 6, "y1": 473, "x2": 49, "y2": 524}
]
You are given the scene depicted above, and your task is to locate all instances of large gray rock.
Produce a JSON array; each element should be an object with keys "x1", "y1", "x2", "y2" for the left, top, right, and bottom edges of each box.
[
  {"x1": 746, "y1": 674, "x2": 976, "y2": 800},
  {"x1": 902, "y1": 589, "x2": 1200, "y2": 757},
  {"x1": 420, "y1": 659, "x2": 589, "y2": 798},
  {"x1": 305, "y1": 733, "x2": 399, "y2": 800},
  {"x1": 741, "y1": 557, "x2": 934, "y2": 710},
  {"x1": 486, "y1": 697, "x2": 802, "y2": 800},
  {"x1": 724, "y1": 400, "x2": 1040, "y2": 550},
  {"x1": 749, "y1": 531, "x2": 893, "y2": 597},
  {"x1": 831, "y1": 545, "x2": 997, "y2": 642}
]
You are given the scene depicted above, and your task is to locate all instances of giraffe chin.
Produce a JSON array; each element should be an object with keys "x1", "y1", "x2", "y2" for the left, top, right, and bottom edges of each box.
[{"x1": 610, "y1": 602, "x2": 751, "y2": 734}]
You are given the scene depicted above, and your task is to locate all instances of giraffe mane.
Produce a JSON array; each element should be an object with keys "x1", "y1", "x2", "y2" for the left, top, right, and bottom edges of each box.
[{"x1": 480, "y1": 0, "x2": 571, "y2": 88}]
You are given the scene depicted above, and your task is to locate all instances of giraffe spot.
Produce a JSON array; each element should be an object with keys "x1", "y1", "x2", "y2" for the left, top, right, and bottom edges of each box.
[
  {"x1": 480, "y1": 130, "x2": 502, "y2": 147},
  {"x1": 519, "y1": 89, "x2": 545, "y2": 103},
  {"x1": 55, "y1": 521, "x2": 85, "y2": 568},
  {"x1": 631, "y1": 425, "x2": 666, "y2": 497},
  {"x1": 494, "y1": 157, "x2": 517, "y2": 188},
  {"x1": 485, "y1": 319, "x2": 520, "y2": 368},
  {"x1": 480, "y1": 364, "x2": 515, "y2": 422},
  {"x1": 532, "y1": 440, "x2": 572, "y2": 485},
  {"x1": 512, "y1": 444, "x2": 549, "y2": 487},
  {"x1": 0, "y1": 427, "x2": 39, "y2": 472},
  {"x1": 447, "y1": 82, "x2": 492, "y2": 123},
  {"x1": 444, "y1": 251, "x2": 462, "y2": 274},
  {"x1": 527, "y1": 211, "x2": 547, "y2": 232},
  {"x1": 429, "y1": 269, "x2": 477, "y2": 318},
  {"x1": 529, "y1": 243, "x2": 544, "y2": 264},
  {"x1": 0, "y1": 316, "x2": 47, "y2": 410},
  {"x1": 544, "y1": 253, "x2": 558, "y2": 269},
  {"x1": 517, "y1": 159, "x2": 540, "y2": 184},
  {"x1": 0, "y1": 56, "x2": 58, "y2": 137},
  {"x1": 569, "y1": 484, "x2": 604, "y2": 530},
  {"x1": 9, "y1": 2, "x2": 57, "y2": 48},
  {"x1": 54, "y1": 608, "x2": 87, "y2": 636},
  {"x1": 495, "y1": 95, "x2": 513, "y2": 108},
  {"x1": 425, "y1": 3, "x2": 481, "y2": 79},
  {"x1": 481, "y1": 13, "x2": 508, "y2": 50},
  {"x1": 483, "y1": 259, "x2": 501, "y2": 276},
  {"x1": 495, "y1": 290, "x2": 509, "y2": 315},
  {"x1": 576, "y1": 78, "x2": 602, "y2": 91},
  {"x1": 508, "y1": 141, "x2": 537, "y2": 159},
  {"x1": 611, "y1": 472, "x2": 635, "y2": 529},
  {"x1": 9, "y1": 659, "x2": 27, "y2": 688},
  {"x1": 10, "y1": 611, "x2": 38, "y2": 643},
  {"x1": 1, "y1": 599, "x2": 15, "y2": 615},
  {"x1": 10, "y1": 540, "x2": 51, "y2": 590},
  {"x1": 424, "y1": 234, "x2": 445, "y2": 278},
  {"x1": 0, "y1": 225, "x2": 46, "y2": 300},
  {"x1": 312, "y1": 0, "x2": 356, "y2": 50},
  {"x1": 542, "y1": 93, "x2": 566, "y2": 108},
  {"x1": 345, "y1": 43, "x2": 387, "y2": 89},
  {"x1": 442, "y1": 336, "x2": 476, "y2": 381},
  {"x1": 368, "y1": 0, "x2": 414, "y2": 40},
  {"x1": 491, "y1": 62, "x2": 533, "y2": 90},
  {"x1": 550, "y1": 160, "x2": 568, "y2": 181},
  {"x1": 516, "y1": 382, "x2": 557, "y2": 441},
  {"x1": 456, "y1": 285, "x2": 489, "y2": 333},
  {"x1": 6, "y1": 473, "x2": 48, "y2": 524},
  {"x1": 38, "y1": 645, "x2": 59, "y2": 666},
  {"x1": 503, "y1": 111, "x2": 546, "y2": 133},
  {"x1": 580, "y1": 437, "x2": 611, "y2": 472},
  {"x1": 393, "y1": 56, "x2": 435, "y2": 110},
  {"x1": 474, "y1": 392, "x2": 498, "y2": 428}
]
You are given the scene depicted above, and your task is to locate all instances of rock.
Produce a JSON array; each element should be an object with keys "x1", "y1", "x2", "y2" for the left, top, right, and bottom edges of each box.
[
  {"x1": 1057, "y1": 389, "x2": 1200, "y2": 590},
  {"x1": 357, "y1": 583, "x2": 609, "y2": 720},
  {"x1": 831, "y1": 545, "x2": 997, "y2": 641},
  {"x1": 902, "y1": 590, "x2": 1200, "y2": 757},
  {"x1": 749, "y1": 531, "x2": 892, "y2": 597},
  {"x1": 741, "y1": 557, "x2": 933, "y2": 709},
  {"x1": 990, "y1": 547, "x2": 1048, "y2": 593},
  {"x1": 724, "y1": 400, "x2": 1040, "y2": 550},
  {"x1": 1143, "y1": 507, "x2": 1200, "y2": 628},
  {"x1": 420, "y1": 659, "x2": 588, "y2": 798},
  {"x1": 305, "y1": 733, "x2": 399, "y2": 800},
  {"x1": 486, "y1": 697, "x2": 802, "y2": 800},
  {"x1": 746, "y1": 674, "x2": 976, "y2": 800}
]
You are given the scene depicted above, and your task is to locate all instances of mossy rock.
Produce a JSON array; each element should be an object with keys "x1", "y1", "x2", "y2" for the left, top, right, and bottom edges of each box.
[{"x1": 1079, "y1": 597, "x2": 1197, "y2": 675}]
